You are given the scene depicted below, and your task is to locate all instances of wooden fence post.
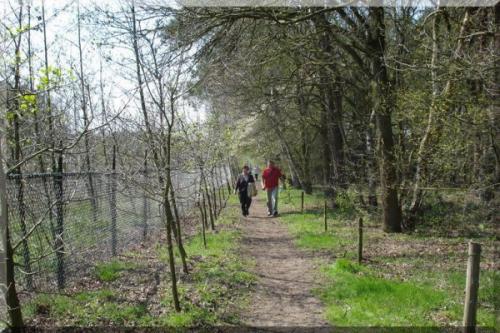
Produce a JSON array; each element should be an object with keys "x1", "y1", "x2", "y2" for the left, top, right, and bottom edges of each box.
[
  {"x1": 301, "y1": 191, "x2": 304, "y2": 213},
  {"x1": 358, "y1": 217, "x2": 363, "y2": 264},
  {"x1": 324, "y1": 200, "x2": 327, "y2": 232},
  {"x1": 463, "y1": 241, "x2": 481, "y2": 333}
]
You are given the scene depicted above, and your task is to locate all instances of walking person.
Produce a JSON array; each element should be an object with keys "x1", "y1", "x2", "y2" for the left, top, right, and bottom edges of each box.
[
  {"x1": 234, "y1": 165, "x2": 256, "y2": 217},
  {"x1": 253, "y1": 165, "x2": 261, "y2": 181},
  {"x1": 261, "y1": 160, "x2": 282, "y2": 217}
]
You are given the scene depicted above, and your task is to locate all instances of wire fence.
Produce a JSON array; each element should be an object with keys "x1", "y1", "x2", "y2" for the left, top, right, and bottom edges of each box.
[{"x1": 6, "y1": 166, "x2": 231, "y2": 292}]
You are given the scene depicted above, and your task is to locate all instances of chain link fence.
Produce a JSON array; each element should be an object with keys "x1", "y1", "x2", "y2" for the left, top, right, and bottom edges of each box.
[{"x1": 6, "y1": 166, "x2": 230, "y2": 292}]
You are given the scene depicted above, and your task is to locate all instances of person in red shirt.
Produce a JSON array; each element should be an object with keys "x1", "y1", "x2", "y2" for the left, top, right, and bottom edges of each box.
[{"x1": 261, "y1": 160, "x2": 283, "y2": 217}]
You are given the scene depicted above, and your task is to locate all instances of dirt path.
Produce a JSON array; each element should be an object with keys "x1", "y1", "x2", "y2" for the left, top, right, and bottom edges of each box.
[{"x1": 239, "y1": 197, "x2": 328, "y2": 326}]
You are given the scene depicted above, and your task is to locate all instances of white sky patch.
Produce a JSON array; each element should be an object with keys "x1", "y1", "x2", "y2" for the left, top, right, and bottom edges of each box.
[
  {"x1": 172, "y1": 0, "x2": 496, "y2": 6},
  {"x1": 0, "y1": 0, "x2": 207, "y2": 131}
]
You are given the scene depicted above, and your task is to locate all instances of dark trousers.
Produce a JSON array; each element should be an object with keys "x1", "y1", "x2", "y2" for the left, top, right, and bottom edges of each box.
[{"x1": 238, "y1": 192, "x2": 252, "y2": 215}]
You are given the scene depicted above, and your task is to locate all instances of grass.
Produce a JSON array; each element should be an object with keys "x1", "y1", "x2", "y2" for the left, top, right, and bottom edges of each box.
[
  {"x1": 319, "y1": 259, "x2": 447, "y2": 325},
  {"x1": 24, "y1": 289, "x2": 149, "y2": 326},
  {"x1": 10, "y1": 196, "x2": 149, "y2": 290},
  {"x1": 95, "y1": 259, "x2": 138, "y2": 282},
  {"x1": 275, "y1": 187, "x2": 498, "y2": 327},
  {"x1": 22, "y1": 190, "x2": 254, "y2": 327},
  {"x1": 157, "y1": 196, "x2": 255, "y2": 326}
]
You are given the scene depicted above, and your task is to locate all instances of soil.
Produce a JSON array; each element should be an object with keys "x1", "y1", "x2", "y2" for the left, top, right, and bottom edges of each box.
[{"x1": 238, "y1": 197, "x2": 328, "y2": 326}]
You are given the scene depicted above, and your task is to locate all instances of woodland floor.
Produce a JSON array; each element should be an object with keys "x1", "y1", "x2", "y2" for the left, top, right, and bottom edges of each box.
[
  {"x1": 238, "y1": 197, "x2": 328, "y2": 326},
  {"x1": 11, "y1": 189, "x2": 498, "y2": 328}
]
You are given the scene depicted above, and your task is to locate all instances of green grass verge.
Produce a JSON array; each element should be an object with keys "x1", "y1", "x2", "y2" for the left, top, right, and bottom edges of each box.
[
  {"x1": 95, "y1": 259, "x2": 138, "y2": 282},
  {"x1": 320, "y1": 259, "x2": 446, "y2": 325},
  {"x1": 158, "y1": 198, "x2": 255, "y2": 326},
  {"x1": 276, "y1": 187, "x2": 497, "y2": 327},
  {"x1": 319, "y1": 259, "x2": 497, "y2": 326},
  {"x1": 24, "y1": 289, "x2": 148, "y2": 326},
  {"x1": 23, "y1": 191, "x2": 254, "y2": 327}
]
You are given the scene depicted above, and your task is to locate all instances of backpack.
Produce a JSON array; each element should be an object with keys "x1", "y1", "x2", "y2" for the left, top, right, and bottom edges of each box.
[{"x1": 248, "y1": 181, "x2": 257, "y2": 197}]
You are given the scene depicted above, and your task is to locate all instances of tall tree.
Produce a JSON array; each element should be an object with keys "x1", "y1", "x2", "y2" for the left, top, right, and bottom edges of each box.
[{"x1": 368, "y1": 7, "x2": 402, "y2": 232}]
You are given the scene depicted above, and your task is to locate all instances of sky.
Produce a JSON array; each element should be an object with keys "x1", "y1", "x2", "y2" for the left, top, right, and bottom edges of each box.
[
  {"x1": 0, "y1": 0, "x2": 208, "y2": 131},
  {"x1": 1, "y1": 0, "x2": 493, "y2": 133}
]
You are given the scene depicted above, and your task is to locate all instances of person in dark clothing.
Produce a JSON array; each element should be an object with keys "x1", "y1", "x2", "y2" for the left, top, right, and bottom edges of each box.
[{"x1": 234, "y1": 165, "x2": 255, "y2": 217}]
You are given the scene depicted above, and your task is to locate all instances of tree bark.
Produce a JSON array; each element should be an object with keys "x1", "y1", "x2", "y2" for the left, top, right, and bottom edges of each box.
[
  {"x1": 10, "y1": 2, "x2": 33, "y2": 290},
  {"x1": 169, "y1": 183, "x2": 189, "y2": 274},
  {"x1": 202, "y1": 171, "x2": 215, "y2": 230},
  {"x1": 366, "y1": 109, "x2": 378, "y2": 207},
  {"x1": 368, "y1": 7, "x2": 402, "y2": 233},
  {"x1": 408, "y1": 9, "x2": 471, "y2": 223},
  {"x1": 312, "y1": 12, "x2": 346, "y2": 190},
  {"x1": 491, "y1": 4, "x2": 500, "y2": 184},
  {"x1": 77, "y1": 0, "x2": 98, "y2": 224},
  {"x1": 130, "y1": 1, "x2": 180, "y2": 311},
  {"x1": 0, "y1": 101, "x2": 24, "y2": 327}
]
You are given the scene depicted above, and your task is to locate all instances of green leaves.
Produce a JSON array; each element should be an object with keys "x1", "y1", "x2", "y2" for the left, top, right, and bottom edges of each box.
[
  {"x1": 19, "y1": 93, "x2": 38, "y2": 114},
  {"x1": 36, "y1": 66, "x2": 65, "y2": 91},
  {"x1": 5, "y1": 93, "x2": 39, "y2": 122}
]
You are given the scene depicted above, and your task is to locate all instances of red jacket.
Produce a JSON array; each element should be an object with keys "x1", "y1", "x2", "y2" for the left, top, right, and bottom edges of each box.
[{"x1": 262, "y1": 166, "x2": 282, "y2": 189}]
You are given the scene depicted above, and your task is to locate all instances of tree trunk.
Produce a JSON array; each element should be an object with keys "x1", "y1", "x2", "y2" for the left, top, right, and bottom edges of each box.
[
  {"x1": 312, "y1": 12, "x2": 346, "y2": 190},
  {"x1": 297, "y1": 81, "x2": 312, "y2": 194},
  {"x1": 197, "y1": 199, "x2": 207, "y2": 248},
  {"x1": 300, "y1": 128, "x2": 312, "y2": 194},
  {"x1": 77, "y1": 1, "x2": 98, "y2": 224},
  {"x1": 320, "y1": 114, "x2": 333, "y2": 195},
  {"x1": 130, "y1": 1, "x2": 180, "y2": 311},
  {"x1": 408, "y1": 9, "x2": 471, "y2": 224},
  {"x1": 11, "y1": 3, "x2": 33, "y2": 289},
  {"x1": 366, "y1": 109, "x2": 378, "y2": 207},
  {"x1": 162, "y1": 187, "x2": 181, "y2": 311},
  {"x1": 368, "y1": 7, "x2": 402, "y2": 233},
  {"x1": 169, "y1": 183, "x2": 189, "y2": 274},
  {"x1": 407, "y1": 11, "x2": 441, "y2": 224},
  {"x1": 202, "y1": 171, "x2": 215, "y2": 230},
  {"x1": 0, "y1": 111, "x2": 24, "y2": 327},
  {"x1": 42, "y1": 0, "x2": 57, "y2": 178},
  {"x1": 210, "y1": 174, "x2": 218, "y2": 218},
  {"x1": 201, "y1": 190, "x2": 209, "y2": 229},
  {"x1": 490, "y1": 4, "x2": 500, "y2": 184}
]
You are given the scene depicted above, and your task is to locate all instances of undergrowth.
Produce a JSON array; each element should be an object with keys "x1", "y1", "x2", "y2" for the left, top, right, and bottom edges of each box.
[
  {"x1": 23, "y1": 192, "x2": 254, "y2": 327},
  {"x1": 277, "y1": 187, "x2": 497, "y2": 327}
]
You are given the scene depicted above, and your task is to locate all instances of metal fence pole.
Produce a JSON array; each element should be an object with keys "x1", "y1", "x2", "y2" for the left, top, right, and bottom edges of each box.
[
  {"x1": 358, "y1": 217, "x2": 363, "y2": 264},
  {"x1": 142, "y1": 155, "x2": 148, "y2": 241},
  {"x1": 87, "y1": 171, "x2": 98, "y2": 225},
  {"x1": 109, "y1": 146, "x2": 117, "y2": 256},
  {"x1": 54, "y1": 150, "x2": 65, "y2": 289}
]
